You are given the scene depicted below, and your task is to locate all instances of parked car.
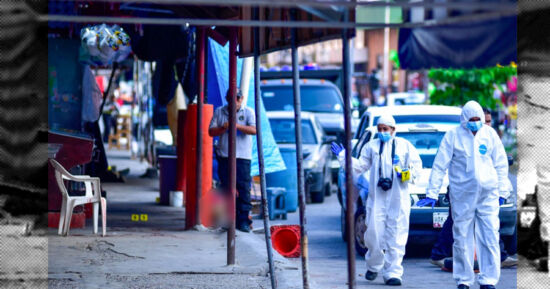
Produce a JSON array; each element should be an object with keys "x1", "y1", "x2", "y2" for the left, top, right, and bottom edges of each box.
[
  {"x1": 261, "y1": 79, "x2": 360, "y2": 183},
  {"x1": 386, "y1": 91, "x2": 426, "y2": 106},
  {"x1": 339, "y1": 122, "x2": 517, "y2": 256},
  {"x1": 266, "y1": 111, "x2": 336, "y2": 205}
]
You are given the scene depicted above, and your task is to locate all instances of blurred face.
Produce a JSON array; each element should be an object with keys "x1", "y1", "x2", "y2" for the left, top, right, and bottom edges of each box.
[
  {"x1": 469, "y1": 116, "x2": 481, "y2": 122},
  {"x1": 226, "y1": 95, "x2": 244, "y2": 110},
  {"x1": 377, "y1": 124, "x2": 395, "y2": 134},
  {"x1": 485, "y1": 113, "x2": 492, "y2": 125}
]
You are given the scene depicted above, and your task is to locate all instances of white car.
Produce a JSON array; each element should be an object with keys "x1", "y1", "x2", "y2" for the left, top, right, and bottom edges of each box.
[
  {"x1": 386, "y1": 92, "x2": 426, "y2": 106},
  {"x1": 354, "y1": 105, "x2": 462, "y2": 140}
]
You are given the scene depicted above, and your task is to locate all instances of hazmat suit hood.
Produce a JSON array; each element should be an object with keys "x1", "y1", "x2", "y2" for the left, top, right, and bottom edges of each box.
[
  {"x1": 377, "y1": 114, "x2": 396, "y2": 127},
  {"x1": 460, "y1": 100, "x2": 485, "y2": 129},
  {"x1": 377, "y1": 114, "x2": 397, "y2": 137}
]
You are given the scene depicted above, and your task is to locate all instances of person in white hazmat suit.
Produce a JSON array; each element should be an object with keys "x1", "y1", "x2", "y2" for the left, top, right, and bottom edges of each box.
[
  {"x1": 417, "y1": 100, "x2": 510, "y2": 289},
  {"x1": 332, "y1": 114, "x2": 422, "y2": 286}
]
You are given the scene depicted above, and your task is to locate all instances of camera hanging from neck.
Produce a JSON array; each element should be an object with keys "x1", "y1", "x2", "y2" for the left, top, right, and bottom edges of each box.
[{"x1": 379, "y1": 138, "x2": 396, "y2": 180}]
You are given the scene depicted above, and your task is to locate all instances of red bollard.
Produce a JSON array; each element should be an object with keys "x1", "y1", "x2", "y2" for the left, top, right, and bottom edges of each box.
[
  {"x1": 270, "y1": 225, "x2": 301, "y2": 258},
  {"x1": 183, "y1": 104, "x2": 214, "y2": 229}
]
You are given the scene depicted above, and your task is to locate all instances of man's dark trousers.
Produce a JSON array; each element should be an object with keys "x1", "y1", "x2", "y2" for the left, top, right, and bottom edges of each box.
[{"x1": 217, "y1": 157, "x2": 252, "y2": 227}]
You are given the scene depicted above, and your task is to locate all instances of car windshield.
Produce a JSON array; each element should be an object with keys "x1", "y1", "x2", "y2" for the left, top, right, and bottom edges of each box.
[
  {"x1": 261, "y1": 85, "x2": 343, "y2": 113},
  {"x1": 373, "y1": 115, "x2": 460, "y2": 125},
  {"x1": 269, "y1": 119, "x2": 317, "y2": 144},
  {"x1": 395, "y1": 131, "x2": 446, "y2": 168}
]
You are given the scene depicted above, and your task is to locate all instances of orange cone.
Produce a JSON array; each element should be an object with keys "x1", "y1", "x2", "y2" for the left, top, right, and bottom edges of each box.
[{"x1": 270, "y1": 225, "x2": 301, "y2": 258}]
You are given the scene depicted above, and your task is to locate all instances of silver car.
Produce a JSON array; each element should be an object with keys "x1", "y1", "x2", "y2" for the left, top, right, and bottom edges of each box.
[{"x1": 267, "y1": 111, "x2": 336, "y2": 204}]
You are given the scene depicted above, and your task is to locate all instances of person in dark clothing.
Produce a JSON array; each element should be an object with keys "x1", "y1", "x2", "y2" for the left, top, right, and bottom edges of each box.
[{"x1": 208, "y1": 89, "x2": 256, "y2": 232}]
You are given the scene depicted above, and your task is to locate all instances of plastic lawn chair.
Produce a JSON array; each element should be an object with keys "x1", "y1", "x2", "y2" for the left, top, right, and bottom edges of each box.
[{"x1": 49, "y1": 159, "x2": 107, "y2": 236}]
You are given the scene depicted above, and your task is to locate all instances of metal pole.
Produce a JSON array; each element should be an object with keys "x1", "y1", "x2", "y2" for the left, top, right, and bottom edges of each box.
[
  {"x1": 382, "y1": 0, "x2": 391, "y2": 101},
  {"x1": 42, "y1": 11, "x2": 517, "y2": 29},
  {"x1": 134, "y1": 57, "x2": 142, "y2": 158},
  {"x1": 342, "y1": 8, "x2": 356, "y2": 289},
  {"x1": 62, "y1": 0, "x2": 518, "y2": 11},
  {"x1": 240, "y1": 58, "x2": 253, "y2": 104},
  {"x1": 291, "y1": 9, "x2": 310, "y2": 289},
  {"x1": 253, "y1": 8, "x2": 277, "y2": 289},
  {"x1": 227, "y1": 27, "x2": 238, "y2": 266},
  {"x1": 195, "y1": 27, "x2": 206, "y2": 227}
]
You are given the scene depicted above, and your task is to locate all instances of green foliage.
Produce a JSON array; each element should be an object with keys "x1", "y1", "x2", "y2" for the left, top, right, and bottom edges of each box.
[
  {"x1": 390, "y1": 49, "x2": 400, "y2": 69},
  {"x1": 428, "y1": 66, "x2": 517, "y2": 109}
]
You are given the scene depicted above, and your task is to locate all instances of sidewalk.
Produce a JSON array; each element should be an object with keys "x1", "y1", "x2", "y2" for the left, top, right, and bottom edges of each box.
[{"x1": 48, "y1": 149, "x2": 300, "y2": 289}]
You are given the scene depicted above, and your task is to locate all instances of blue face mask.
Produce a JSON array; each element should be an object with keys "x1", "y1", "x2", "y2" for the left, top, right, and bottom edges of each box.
[
  {"x1": 378, "y1": 132, "x2": 391, "y2": 142},
  {"x1": 467, "y1": 120, "x2": 482, "y2": 132}
]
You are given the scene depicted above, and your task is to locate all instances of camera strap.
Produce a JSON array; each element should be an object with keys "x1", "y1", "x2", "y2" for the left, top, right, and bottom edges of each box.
[{"x1": 378, "y1": 138, "x2": 396, "y2": 181}]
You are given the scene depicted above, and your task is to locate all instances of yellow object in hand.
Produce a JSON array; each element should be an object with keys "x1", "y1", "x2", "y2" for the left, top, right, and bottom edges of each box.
[
  {"x1": 401, "y1": 169, "x2": 410, "y2": 182},
  {"x1": 394, "y1": 165, "x2": 411, "y2": 182}
]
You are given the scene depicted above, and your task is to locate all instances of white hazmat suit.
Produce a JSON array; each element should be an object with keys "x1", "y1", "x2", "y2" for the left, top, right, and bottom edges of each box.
[
  {"x1": 426, "y1": 101, "x2": 509, "y2": 287},
  {"x1": 339, "y1": 115, "x2": 422, "y2": 281}
]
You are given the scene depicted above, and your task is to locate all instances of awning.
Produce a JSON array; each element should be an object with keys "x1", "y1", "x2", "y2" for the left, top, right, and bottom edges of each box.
[
  {"x1": 238, "y1": 5, "x2": 354, "y2": 57},
  {"x1": 398, "y1": 16, "x2": 517, "y2": 69},
  {"x1": 52, "y1": 1, "x2": 354, "y2": 59}
]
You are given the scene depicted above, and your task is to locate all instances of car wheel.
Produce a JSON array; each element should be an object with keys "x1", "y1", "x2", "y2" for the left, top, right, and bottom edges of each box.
[
  {"x1": 355, "y1": 205, "x2": 368, "y2": 257},
  {"x1": 311, "y1": 190, "x2": 325, "y2": 203},
  {"x1": 324, "y1": 183, "x2": 332, "y2": 197},
  {"x1": 324, "y1": 169, "x2": 332, "y2": 196},
  {"x1": 341, "y1": 207, "x2": 348, "y2": 242},
  {"x1": 305, "y1": 185, "x2": 312, "y2": 204}
]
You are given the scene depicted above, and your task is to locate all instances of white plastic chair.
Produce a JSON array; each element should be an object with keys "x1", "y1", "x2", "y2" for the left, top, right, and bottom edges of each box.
[{"x1": 49, "y1": 159, "x2": 106, "y2": 236}]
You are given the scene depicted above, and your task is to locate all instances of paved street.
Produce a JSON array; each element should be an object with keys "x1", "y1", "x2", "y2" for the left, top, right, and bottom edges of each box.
[{"x1": 254, "y1": 188, "x2": 517, "y2": 289}]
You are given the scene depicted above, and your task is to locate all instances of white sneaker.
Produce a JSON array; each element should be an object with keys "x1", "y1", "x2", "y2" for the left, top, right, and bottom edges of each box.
[
  {"x1": 430, "y1": 258, "x2": 445, "y2": 268},
  {"x1": 501, "y1": 254, "x2": 518, "y2": 268}
]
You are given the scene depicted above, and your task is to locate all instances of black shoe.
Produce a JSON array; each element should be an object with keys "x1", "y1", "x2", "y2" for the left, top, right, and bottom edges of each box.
[
  {"x1": 457, "y1": 285, "x2": 469, "y2": 289},
  {"x1": 480, "y1": 285, "x2": 496, "y2": 289},
  {"x1": 385, "y1": 278, "x2": 402, "y2": 286},
  {"x1": 365, "y1": 270, "x2": 377, "y2": 281},
  {"x1": 535, "y1": 257, "x2": 549, "y2": 272},
  {"x1": 237, "y1": 224, "x2": 251, "y2": 233}
]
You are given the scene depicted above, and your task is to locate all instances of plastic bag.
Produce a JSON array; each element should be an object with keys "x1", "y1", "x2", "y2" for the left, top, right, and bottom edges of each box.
[{"x1": 79, "y1": 24, "x2": 132, "y2": 65}]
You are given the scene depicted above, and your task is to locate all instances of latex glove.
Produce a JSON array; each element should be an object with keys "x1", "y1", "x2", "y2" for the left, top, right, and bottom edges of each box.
[
  {"x1": 416, "y1": 197, "x2": 437, "y2": 208},
  {"x1": 331, "y1": 142, "x2": 344, "y2": 156},
  {"x1": 499, "y1": 197, "x2": 506, "y2": 206},
  {"x1": 541, "y1": 223, "x2": 550, "y2": 242}
]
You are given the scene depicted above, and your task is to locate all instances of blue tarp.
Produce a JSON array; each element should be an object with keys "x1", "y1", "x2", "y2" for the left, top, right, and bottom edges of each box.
[{"x1": 207, "y1": 39, "x2": 286, "y2": 176}]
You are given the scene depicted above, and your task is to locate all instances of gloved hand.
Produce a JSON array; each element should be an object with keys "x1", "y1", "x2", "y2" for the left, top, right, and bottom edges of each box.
[
  {"x1": 499, "y1": 197, "x2": 506, "y2": 206},
  {"x1": 416, "y1": 197, "x2": 437, "y2": 208},
  {"x1": 331, "y1": 142, "x2": 344, "y2": 156}
]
